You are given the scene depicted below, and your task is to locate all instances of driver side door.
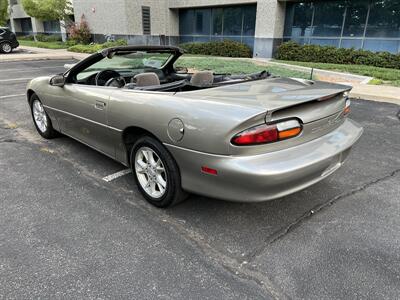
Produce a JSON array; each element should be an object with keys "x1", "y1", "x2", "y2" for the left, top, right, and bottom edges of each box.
[{"x1": 49, "y1": 83, "x2": 115, "y2": 157}]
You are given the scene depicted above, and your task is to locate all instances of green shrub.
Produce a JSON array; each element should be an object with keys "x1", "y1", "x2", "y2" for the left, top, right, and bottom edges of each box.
[
  {"x1": 180, "y1": 40, "x2": 252, "y2": 58},
  {"x1": 68, "y1": 14, "x2": 92, "y2": 44},
  {"x1": 18, "y1": 35, "x2": 35, "y2": 41},
  {"x1": 276, "y1": 41, "x2": 400, "y2": 69},
  {"x1": 35, "y1": 34, "x2": 62, "y2": 42},
  {"x1": 67, "y1": 39, "x2": 128, "y2": 53}
]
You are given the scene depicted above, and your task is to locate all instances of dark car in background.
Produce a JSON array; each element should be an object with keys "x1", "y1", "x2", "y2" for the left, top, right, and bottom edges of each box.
[{"x1": 0, "y1": 27, "x2": 19, "y2": 53}]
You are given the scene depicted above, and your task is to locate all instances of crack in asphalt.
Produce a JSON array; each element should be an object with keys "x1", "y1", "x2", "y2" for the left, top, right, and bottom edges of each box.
[
  {"x1": 245, "y1": 168, "x2": 400, "y2": 263},
  {"x1": 0, "y1": 139, "x2": 18, "y2": 143}
]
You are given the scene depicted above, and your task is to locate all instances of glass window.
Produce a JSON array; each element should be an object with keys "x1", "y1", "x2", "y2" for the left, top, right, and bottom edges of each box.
[
  {"x1": 211, "y1": 8, "x2": 223, "y2": 36},
  {"x1": 363, "y1": 39, "x2": 399, "y2": 53},
  {"x1": 242, "y1": 6, "x2": 256, "y2": 36},
  {"x1": 179, "y1": 10, "x2": 194, "y2": 35},
  {"x1": 194, "y1": 9, "x2": 210, "y2": 35},
  {"x1": 366, "y1": 0, "x2": 400, "y2": 38},
  {"x1": 20, "y1": 18, "x2": 32, "y2": 34},
  {"x1": 342, "y1": 1, "x2": 368, "y2": 37},
  {"x1": 312, "y1": 1, "x2": 346, "y2": 37},
  {"x1": 284, "y1": 2, "x2": 313, "y2": 37},
  {"x1": 310, "y1": 38, "x2": 340, "y2": 47},
  {"x1": 341, "y1": 39, "x2": 363, "y2": 49},
  {"x1": 223, "y1": 7, "x2": 242, "y2": 36},
  {"x1": 179, "y1": 36, "x2": 193, "y2": 43},
  {"x1": 43, "y1": 20, "x2": 61, "y2": 33}
]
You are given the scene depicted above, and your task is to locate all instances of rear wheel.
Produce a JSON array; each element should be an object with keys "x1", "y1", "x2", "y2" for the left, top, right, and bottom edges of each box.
[
  {"x1": 1, "y1": 42, "x2": 12, "y2": 53},
  {"x1": 30, "y1": 94, "x2": 58, "y2": 139},
  {"x1": 130, "y1": 136, "x2": 188, "y2": 208}
]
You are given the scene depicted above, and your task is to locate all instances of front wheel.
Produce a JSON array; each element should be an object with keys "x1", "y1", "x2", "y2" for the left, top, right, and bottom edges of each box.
[
  {"x1": 1, "y1": 42, "x2": 12, "y2": 53},
  {"x1": 30, "y1": 94, "x2": 58, "y2": 139},
  {"x1": 130, "y1": 136, "x2": 188, "y2": 208}
]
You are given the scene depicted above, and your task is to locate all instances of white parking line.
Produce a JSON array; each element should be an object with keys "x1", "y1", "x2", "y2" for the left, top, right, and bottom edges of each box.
[
  {"x1": 0, "y1": 93, "x2": 25, "y2": 99},
  {"x1": 1, "y1": 66, "x2": 65, "y2": 72},
  {"x1": 102, "y1": 169, "x2": 131, "y2": 182},
  {"x1": 0, "y1": 77, "x2": 33, "y2": 82}
]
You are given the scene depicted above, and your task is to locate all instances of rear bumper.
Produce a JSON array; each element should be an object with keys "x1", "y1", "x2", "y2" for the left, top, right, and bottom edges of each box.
[{"x1": 166, "y1": 118, "x2": 363, "y2": 202}]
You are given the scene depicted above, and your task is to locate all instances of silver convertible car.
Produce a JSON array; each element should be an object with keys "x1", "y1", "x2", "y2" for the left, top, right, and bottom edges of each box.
[{"x1": 27, "y1": 46, "x2": 363, "y2": 207}]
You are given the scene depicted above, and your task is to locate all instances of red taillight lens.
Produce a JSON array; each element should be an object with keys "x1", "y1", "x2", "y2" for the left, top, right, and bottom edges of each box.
[
  {"x1": 232, "y1": 119, "x2": 302, "y2": 146},
  {"x1": 231, "y1": 124, "x2": 278, "y2": 146}
]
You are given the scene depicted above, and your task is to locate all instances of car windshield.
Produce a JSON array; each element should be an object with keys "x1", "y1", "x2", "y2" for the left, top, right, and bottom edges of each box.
[{"x1": 77, "y1": 51, "x2": 172, "y2": 81}]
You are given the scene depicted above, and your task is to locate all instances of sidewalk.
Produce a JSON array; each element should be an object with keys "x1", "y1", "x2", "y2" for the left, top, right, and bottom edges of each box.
[
  {"x1": 350, "y1": 84, "x2": 400, "y2": 105},
  {"x1": 0, "y1": 46, "x2": 88, "y2": 62}
]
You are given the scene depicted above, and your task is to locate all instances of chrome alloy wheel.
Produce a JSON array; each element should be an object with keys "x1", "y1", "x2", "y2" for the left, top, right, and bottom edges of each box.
[
  {"x1": 135, "y1": 147, "x2": 167, "y2": 199},
  {"x1": 2, "y1": 43, "x2": 12, "y2": 53},
  {"x1": 32, "y1": 100, "x2": 48, "y2": 133}
]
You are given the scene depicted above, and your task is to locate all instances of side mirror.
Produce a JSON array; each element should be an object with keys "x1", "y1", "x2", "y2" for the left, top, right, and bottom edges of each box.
[{"x1": 50, "y1": 75, "x2": 65, "y2": 87}]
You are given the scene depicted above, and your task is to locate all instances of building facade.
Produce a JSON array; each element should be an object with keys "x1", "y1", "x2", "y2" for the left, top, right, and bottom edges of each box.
[
  {"x1": 8, "y1": 0, "x2": 400, "y2": 57},
  {"x1": 8, "y1": 0, "x2": 68, "y2": 39}
]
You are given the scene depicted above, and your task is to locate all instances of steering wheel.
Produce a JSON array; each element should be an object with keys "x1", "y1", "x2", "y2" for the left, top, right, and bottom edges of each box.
[
  {"x1": 95, "y1": 69, "x2": 121, "y2": 86},
  {"x1": 105, "y1": 77, "x2": 126, "y2": 88}
]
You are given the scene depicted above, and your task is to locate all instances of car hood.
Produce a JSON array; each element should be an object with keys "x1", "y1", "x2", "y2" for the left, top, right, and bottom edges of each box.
[{"x1": 178, "y1": 77, "x2": 351, "y2": 113}]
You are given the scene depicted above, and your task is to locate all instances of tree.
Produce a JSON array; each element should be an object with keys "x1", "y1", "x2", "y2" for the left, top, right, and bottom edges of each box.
[
  {"x1": 0, "y1": 0, "x2": 9, "y2": 26},
  {"x1": 21, "y1": 0, "x2": 73, "y2": 24}
]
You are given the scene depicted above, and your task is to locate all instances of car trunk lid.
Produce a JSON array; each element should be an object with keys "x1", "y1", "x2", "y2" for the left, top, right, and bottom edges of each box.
[{"x1": 186, "y1": 77, "x2": 350, "y2": 124}]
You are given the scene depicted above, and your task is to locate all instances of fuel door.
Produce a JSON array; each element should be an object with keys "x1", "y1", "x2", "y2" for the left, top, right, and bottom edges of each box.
[{"x1": 167, "y1": 118, "x2": 185, "y2": 142}]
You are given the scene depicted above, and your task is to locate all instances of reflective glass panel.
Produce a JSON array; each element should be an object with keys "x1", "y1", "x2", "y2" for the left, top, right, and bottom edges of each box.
[
  {"x1": 312, "y1": 1, "x2": 345, "y2": 36},
  {"x1": 211, "y1": 8, "x2": 223, "y2": 36},
  {"x1": 310, "y1": 38, "x2": 340, "y2": 47},
  {"x1": 179, "y1": 10, "x2": 194, "y2": 35},
  {"x1": 342, "y1": 1, "x2": 368, "y2": 37},
  {"x1": 363, "y1": 39, "x2": 399, "y2": 53},
  {"x1": 194, "y1": 9, "x2": 211, "y2": 35},
  {"x1": 366, "y1": 0, "x2": 400, "y2": 38},
  {"x1": 242, "y1": 6, "x2": 256, "y2": 36},
  {"x1": 340, "y1": 39, "x2": 363, "y2": 49},
  {"x1": 223, "y1": 7, "x2": 242, "y2": 36},
  {"x1": 284, "y1": 2, "x2": 313, "y2": 37}
]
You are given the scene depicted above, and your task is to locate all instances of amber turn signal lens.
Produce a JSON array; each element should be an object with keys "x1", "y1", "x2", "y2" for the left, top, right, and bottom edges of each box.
[
  {"x1": 278, "y1": 127, "x2": 302, "y2": 140},
  {"x1": 343, "y1": 99, "x2": 351, "y2": 116}
]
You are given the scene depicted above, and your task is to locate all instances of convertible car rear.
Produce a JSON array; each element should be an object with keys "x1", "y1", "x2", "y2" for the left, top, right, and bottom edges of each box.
[{"x1": 26, "y1": 46, "x2": 363, "y2": 207}]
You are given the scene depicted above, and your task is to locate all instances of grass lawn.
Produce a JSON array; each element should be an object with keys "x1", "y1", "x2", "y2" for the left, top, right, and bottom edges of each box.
[
  {"x1": 275, "y1": 60, "x2": 400, "y2": 87},
  {"x1": 19, "y1": 40, "x2": 68, "y2": 49},
  {"x1": 176, "y1": 56, "x2": 310, "y2": 79}
]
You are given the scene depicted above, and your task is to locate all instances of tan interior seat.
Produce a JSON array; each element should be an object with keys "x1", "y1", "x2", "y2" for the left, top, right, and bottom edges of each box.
[
  {"x1": 190, "y1": 71, "x2": 214, "y2": 87},
  {"x1": 133, "y1": 72, "x2": 160, "y2": 86}
]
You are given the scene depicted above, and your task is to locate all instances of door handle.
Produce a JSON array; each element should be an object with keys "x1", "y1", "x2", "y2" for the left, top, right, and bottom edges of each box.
[{"x1": 94, "y1": 101, "x2": 106, "y2": 110}]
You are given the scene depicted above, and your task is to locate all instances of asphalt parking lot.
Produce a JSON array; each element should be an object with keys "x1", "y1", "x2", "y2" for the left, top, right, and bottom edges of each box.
[{"x1": 1, "y1": 59, "x2": 400, "y2": 299}]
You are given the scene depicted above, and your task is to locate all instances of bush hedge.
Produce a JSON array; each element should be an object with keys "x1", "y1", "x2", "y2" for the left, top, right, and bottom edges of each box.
[
  {"x1": 276, "y1": 41, "x2": 400, "y2": 69},
  {"x1": 67, "y1": 39, "x2": 127, "y2": 53},
  {"x1": 180, "y1": 40, "x2": 252, "y2": 58},
  {"x1": 35, "y1": 34, "x2": 62, "y2": 42}
]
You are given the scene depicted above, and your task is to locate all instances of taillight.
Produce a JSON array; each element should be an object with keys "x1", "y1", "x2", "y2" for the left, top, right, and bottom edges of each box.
[{"x1": 231, "y1": 119, "x2": 302, "y2": 146}]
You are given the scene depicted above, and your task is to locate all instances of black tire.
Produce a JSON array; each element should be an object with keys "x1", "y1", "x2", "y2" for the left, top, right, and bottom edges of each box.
[
  {"x1": 29, "y1": 93, "x2": 58, "y2": 139},
  {"x1": 130, "y1": 136, "x2": 188, "y2": 208},
  {"x1": 1, "y1": 42, "x2": 12, "y2": 53}
]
